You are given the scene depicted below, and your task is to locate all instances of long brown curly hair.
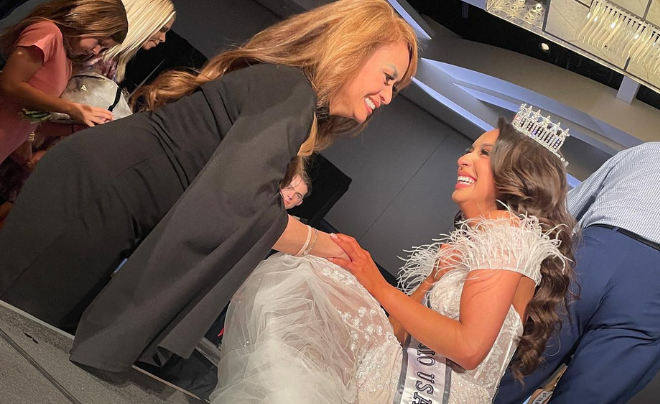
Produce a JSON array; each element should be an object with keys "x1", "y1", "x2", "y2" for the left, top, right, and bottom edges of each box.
[
  {"x1": 0, "y1": 0, "x2": 128, "y2": 60},
  {"x1": 490, "y1": 117, "x2": 576, "y2": 381},
  {"x1": 134, "y1": 0, "x2": 418, "y2": 185}
]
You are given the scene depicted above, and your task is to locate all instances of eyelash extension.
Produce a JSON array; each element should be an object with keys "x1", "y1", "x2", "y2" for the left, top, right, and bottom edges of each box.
[
  {"x1": 464, "y1": 146, "x2": 490, "y2": 156},
  {"x1": 385, "y1": 73, "x2": 399, "y2": 93}
]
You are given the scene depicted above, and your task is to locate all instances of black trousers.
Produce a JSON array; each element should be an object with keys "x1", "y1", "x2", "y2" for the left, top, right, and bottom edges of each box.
[{"x1": 0, "y1": 124, "x2": 186, "y2": 331}]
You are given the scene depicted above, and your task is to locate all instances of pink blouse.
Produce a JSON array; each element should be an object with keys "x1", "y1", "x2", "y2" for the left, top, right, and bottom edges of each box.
[{"x1": 0, "y1": 21, "x2": 72, "y2": 163}]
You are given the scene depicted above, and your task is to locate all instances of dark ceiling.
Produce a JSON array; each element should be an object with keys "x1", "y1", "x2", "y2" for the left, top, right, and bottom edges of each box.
[{"x1": 407, "y1": 0, "x2": 660, "y2": 110}]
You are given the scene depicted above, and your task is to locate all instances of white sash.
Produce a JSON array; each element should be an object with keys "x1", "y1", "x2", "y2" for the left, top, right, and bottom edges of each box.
[{"x1": 393, "y1": 295, "x2": 452, "y2": 404}]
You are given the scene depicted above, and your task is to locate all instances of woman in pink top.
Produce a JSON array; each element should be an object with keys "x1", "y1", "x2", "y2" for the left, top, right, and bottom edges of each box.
[
  {"x1": 0, "y1": 0, "x2": 174, "y2": 213},
  {"x1": 0, "y1": 0, "x2": 129, "y2": 164}
]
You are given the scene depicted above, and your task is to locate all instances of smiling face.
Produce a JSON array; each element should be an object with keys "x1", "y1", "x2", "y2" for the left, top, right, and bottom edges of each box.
[
  {"x1": 70, "y1": 37, "x2": 117, "y2": 57},
  {"x1": 452, "y1": 129, "x2": 500, "y2": 219},
  {"x1": 280, "y1": 175, "x2": 309, "y2": 210},
  {"x1": 142, "y1": 17, "x2": 175, "y2": 50},
  {"x1": 329, "y1": 40, "x2": 410, "y2": 123}
]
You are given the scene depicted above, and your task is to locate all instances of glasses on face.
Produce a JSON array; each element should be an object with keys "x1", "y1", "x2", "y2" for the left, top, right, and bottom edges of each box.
[{"x1": 282, "y1": 186, "x2": 304, "y2": 202}]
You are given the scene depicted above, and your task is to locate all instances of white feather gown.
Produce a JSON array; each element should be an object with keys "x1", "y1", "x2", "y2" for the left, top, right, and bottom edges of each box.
[{"x1": 211, "y1": 215, "x2": 566, "y2": 404}]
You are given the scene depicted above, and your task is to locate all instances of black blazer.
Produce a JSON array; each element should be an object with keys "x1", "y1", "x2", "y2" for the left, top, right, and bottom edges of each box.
[{"x1": 69, "y1": 64, "x2": 317, "y2": 371}]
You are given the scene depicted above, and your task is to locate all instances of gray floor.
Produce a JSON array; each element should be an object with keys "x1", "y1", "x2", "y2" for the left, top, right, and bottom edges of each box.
[
  {"x1": 2, "y1": 298, "x2": 658, "y2": 404},
  {"x1": 0, "y1": 301, "x2": 205, "y2": 404}
]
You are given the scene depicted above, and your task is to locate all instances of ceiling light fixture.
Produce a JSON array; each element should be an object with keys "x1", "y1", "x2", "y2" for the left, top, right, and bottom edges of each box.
[
  {"x1": 577, "y1": 0, "x2": 660, "y2": 74},
  {"x1": 487, "y1": 0, "x2": 545, "y2": 28}
]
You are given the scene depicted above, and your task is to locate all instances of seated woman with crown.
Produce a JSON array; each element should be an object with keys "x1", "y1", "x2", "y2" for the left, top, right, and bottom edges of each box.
[{"x1": 211, "y1": 108, "x2": 576, "y2": 404}]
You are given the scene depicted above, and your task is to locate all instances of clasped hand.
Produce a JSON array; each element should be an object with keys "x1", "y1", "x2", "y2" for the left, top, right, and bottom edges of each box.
[{"x1": 328, "y1": 234, "x2": 390, "y2": 297}]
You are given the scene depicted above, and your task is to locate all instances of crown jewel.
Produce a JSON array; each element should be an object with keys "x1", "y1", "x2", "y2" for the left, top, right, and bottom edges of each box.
[{"x1": 512, "y1": 104, "x2": 569, "y2": 166}]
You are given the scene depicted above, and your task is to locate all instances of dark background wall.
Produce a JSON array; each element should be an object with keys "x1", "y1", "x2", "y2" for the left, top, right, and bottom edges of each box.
[{"x1": 169, "y1": 0, "x2": 281, "y2": 56}]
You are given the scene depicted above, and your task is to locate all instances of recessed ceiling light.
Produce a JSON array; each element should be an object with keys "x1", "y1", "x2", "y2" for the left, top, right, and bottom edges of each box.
[{"x1": 540, "y1": 42, "x2": 550, "y2": 52}]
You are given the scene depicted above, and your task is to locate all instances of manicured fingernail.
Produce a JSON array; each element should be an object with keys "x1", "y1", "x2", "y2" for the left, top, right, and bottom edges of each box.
[{"x1": 329, "y1": 233, "x2": 337, "y2": 239}]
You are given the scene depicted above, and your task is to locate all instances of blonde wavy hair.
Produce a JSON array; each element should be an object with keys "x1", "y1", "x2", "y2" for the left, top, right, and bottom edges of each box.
[
  {"x1": 0, "y1": 0, "x2": 128, "y2": 60},
  {"x1": 103, "y1": 0, "x2": 175, "y2": 82},
  {"x1": 136, "y1": 0, "x2": 418, "y2": 183}
]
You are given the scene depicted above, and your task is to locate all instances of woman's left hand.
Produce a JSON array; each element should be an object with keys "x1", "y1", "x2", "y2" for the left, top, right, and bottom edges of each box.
[{"x1": 328, "y1": 233, "x2": 390, "y2": 297}]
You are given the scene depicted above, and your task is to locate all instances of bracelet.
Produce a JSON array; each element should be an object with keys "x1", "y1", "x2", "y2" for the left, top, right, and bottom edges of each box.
[
  {"x1": 295, "y1": 225, "x2": 313, "y2": 256},
  {"x1": 302, "y1": 228, "x2": 319, "y2": 256}
]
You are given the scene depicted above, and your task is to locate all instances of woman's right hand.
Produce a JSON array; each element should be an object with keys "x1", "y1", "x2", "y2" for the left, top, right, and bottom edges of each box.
[{"x1": 68, "y1": 103, "x2": 114, "y2": 127}]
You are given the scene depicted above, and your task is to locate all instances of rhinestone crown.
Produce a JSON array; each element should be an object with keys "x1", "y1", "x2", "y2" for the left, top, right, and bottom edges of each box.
[{"x1": 512, "y1": 103, "x2": 569, "y2": 166}]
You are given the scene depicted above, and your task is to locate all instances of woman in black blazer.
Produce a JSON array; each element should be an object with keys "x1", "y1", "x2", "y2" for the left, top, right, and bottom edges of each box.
[{"x1": 0, "y1": 0, "x2": 418, "y2": 372}]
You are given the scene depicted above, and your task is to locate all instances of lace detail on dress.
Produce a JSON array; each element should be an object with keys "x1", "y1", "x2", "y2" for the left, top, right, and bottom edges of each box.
[
  {"x1": 355, "y1": 336, "x2": 401, "y2": 402},
  {"x1": 213, "y1": 254, "x2": 401, "y2": 404},
  {"x1": 319, "y1": 260, "x2": 402, "y2": 402}
]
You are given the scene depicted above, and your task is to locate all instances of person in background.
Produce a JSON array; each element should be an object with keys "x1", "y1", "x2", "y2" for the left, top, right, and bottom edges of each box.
[
  {"x1": 280, "y1": 172, "x2": 311, "y2": 210},
  {"x1": 78, "y1": 0, "x2": 176, "y2": 83},
  {"x1": 0, "y1": 0, "x2": 128, "y2": 164},
  {"x1": 0, "y1": 0, "x2": 176, "y2": 223},
  {"x1": 495, "y1": 142, "x2": 660, "y2": 404}
]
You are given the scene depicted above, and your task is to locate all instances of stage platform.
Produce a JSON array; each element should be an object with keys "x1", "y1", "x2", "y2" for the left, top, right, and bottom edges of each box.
[
  {"x1": 3, "y1": 298, "x2": 659, "y2": 404},
  {"x1": 0, "y1": 301, "x2": 206, "y2": 404}
]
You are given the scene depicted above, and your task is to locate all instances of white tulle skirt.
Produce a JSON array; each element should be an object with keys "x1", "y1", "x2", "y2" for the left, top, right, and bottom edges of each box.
[{"x1": 210, "y1": 253, "x2": 402, "y2": 404}]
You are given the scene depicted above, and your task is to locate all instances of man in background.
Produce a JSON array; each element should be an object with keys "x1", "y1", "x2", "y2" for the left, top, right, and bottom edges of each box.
[
  {"x1": 280, "y1": 173, "x2": 311, "y2": 210},
  {"x1": 496, "y1": 142, "x2": 660, "y2": 404}
]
